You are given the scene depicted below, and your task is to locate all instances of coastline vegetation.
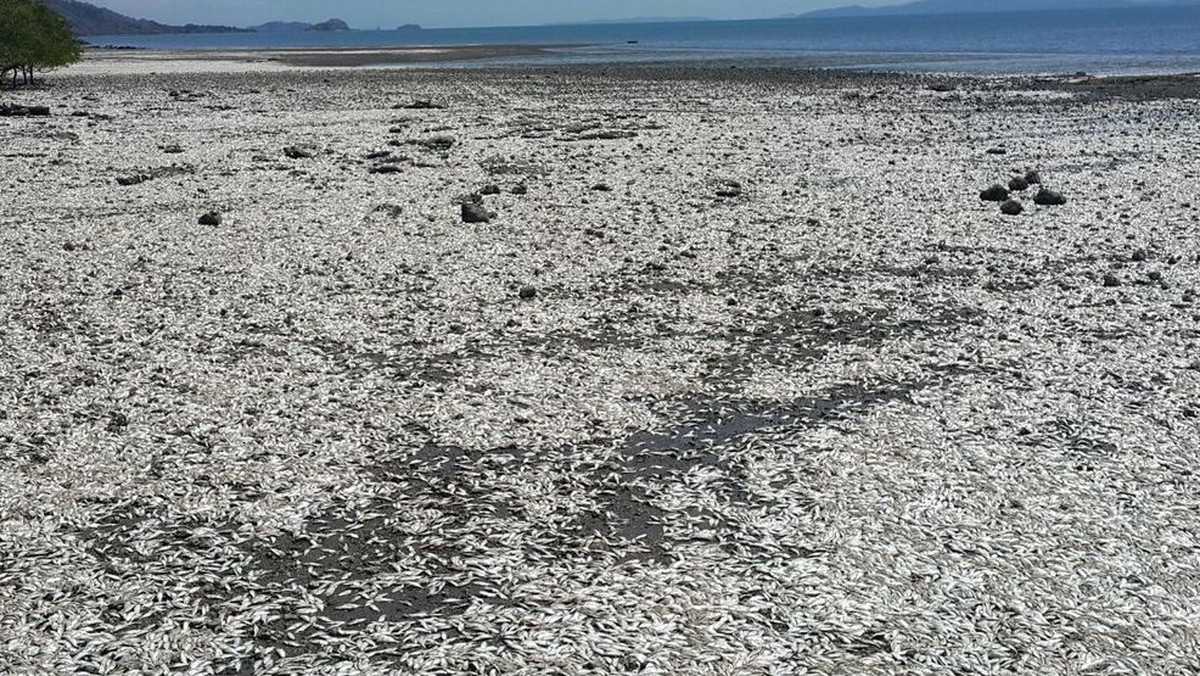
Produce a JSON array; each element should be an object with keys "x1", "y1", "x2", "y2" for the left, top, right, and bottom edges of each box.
[{"x1": 1, "y1": 0, "x2": 81, "y2": 87}]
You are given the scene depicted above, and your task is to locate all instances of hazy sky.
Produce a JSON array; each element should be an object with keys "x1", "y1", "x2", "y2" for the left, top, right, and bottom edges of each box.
[{"x1": 86, "y1": 0, "x2": 909, "y2": 28}]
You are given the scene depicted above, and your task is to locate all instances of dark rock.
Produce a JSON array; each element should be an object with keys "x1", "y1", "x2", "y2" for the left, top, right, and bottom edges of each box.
[
  {"x1": 364, "y1": 150, "x2": 391, "y2": 160},
  {"x1": 1024, "y1": 170, "x2": 1042, "y2": 185},
  {"x1": 160, "y1": 144, "x2": 184, "y2": 154},
  {"x1": 480, "y1": 184, "x2": 501, "y2": 195},
  {"x1": 116, "y1": 174, "x2": 149, "y2": 186},
  {"x1": 1033, "y1": 188, "x2": 1067, "y2": 206},
  {"x1": 1008, "y1": 176, "x2": 1030, "y2": 191},
  {"x1": 518, "y1": 285, "x2": 538, "y2": 300},
  {"x1": 980, "y1": 184, "x2": 1010, "y2": 202},
  {"x1": 591, "y1": 183, "x2": 612, "y2": 192},
  {"x1": 716, "y1": 180, "x2": 743, "y2": 198},
  {"x1": 410, "y1": 136, "x2": 455, "y2": 152},
  {"x1": 399, "y1": 100, "x2": 446, "y2": 110},
  {"x1": 1102, "y1": 273, "x2": 1121, "y2": 288},
  {"x1": 1000, "y1": 200, "x2": 1024, "y2": 216},
  {"x1": 1131, "y1": 248, "x2": 1148, "y2": 262},
  {"x1": 985, "y1": 147, "x2": 1007, "y2": 155},
  {"x1": 199, "y1": 212, "x2": 222, "y2": 226},
  {"x1": 461, "y1": 202, "x2": 494, "y2": 223},
  {"x1": 1148, "y1": 270, "x2": 1163, "y2": 282},
  {"x1": 369, "y1": 164, "x2": 402, "y2": 174},
  {"x1": 0, "y1": 104, "x2": 50, "y2": 117},
  {"x1": 511, "y1": 183, "x2": 528, "y2": 195},
  {"x1": 283, "y1": 145, "x2": 314, "y2": 159}
]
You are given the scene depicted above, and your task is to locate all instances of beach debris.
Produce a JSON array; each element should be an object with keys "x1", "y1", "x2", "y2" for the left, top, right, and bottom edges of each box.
[
  {"x1": 198, "y1": 212, "x2": 222, "y2": 226},
  {"x1": 114, "y1": 165, "x2": 192, "y2": 187},
  {"x1": 0, "y1": 104, "x2": 50, "y2": 117},
  {"x1": 1001, "y1": 200, "x2": 1024, "y2": 216},
  {"x1": 284, "y1": 145, "x2": 315, "y2": 159},
  {"x1": 1008, "y1": 176, "x2": 1030, "y2": 191},
  {"x1": 980, "y1": 184, "x2": 1010, "y2": 202},
  {"x1": 519, "y1": 285, "x2": 538, "y2": 300},
  {"x1": 715, "y1": 179, "x2": 743, "y2": 198},
  {"x1": 461, "y1": 201, "x2": 494, "y2": 223},
  {"x1": 1034, "y1": 188, "x2": 1067, "y2": 205}
]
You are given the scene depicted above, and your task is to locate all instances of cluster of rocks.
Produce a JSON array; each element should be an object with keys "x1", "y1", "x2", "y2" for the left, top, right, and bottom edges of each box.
[
  {"x1": 980, "y1": 169, "x2": 1066, "y2": 215},
  {"x1": 456, "y1": 183, "x2": 530, "y2": 223}
]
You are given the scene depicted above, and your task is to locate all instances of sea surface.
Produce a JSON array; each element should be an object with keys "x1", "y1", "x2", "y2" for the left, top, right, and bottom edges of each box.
[{"x1": 87, "y1": 6, "x2": 1200, "y2": 75}]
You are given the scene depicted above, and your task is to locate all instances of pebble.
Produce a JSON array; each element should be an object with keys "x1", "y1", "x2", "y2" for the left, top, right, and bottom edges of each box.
[
  {"x1": 591, "y1": 183, "x2": 613, "y2": 192},
  {"x1": 480, "y1": 184, "x2": 502, "y2": 195},
  {"x1": 369, "y1": 165, "x2": 402, "y2": 174},
  {"x1": 283, "y1": 146, "x2": 314, "y2": 159},
  {"x1": 198, "y1": 212, "x2": 222, "y2": 226},
  {"x1": 519, "y1": 285, "x2": 538, "y2": 300},
  {"x1": 511, "y1": 183, "x2": 528, "y2": 195},
  {"x1": 1103, "y1": 273, "x2": 1121, "y2": 287},
  {"x1": 1131, "y1": 248, "x2": 1148, "y2": 262},
  {"x1": 1008, "y1": 176, "x2": 1030, "y2": 191},
  {"x1": 1024, "y1": 170, "x2": 1042, "y2": 184}
]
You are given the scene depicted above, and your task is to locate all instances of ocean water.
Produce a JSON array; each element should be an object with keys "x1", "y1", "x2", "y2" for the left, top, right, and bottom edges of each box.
[{"x1": 87, "y1": 6, "x2": 1200, "y2": 75}]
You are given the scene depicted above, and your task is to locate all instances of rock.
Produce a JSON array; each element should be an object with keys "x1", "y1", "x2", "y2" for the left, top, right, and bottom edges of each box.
[
  {"x1": 1131, "y1": 248, "x2": 1148, "y2": 262},
  {"x1": 1102, "y1": 273, "x2": 1121, "y2": 288},
  {"x1": 411, "y1": 136, "x2": 455, "y2": 152},
  {"x1": 518, "y1": 285, "x2": 538, "y2": 300},
  {"x1": 369, "y1": 164, "x2": 402, "y2": 174},
  {"x1": 480, "y1": 184, "x2": 501, "y2": 195},
  {"x1": 985, "y1": 147, "x2": 1007, "y2": 155},
  {"x1": 1033, "y1": 188, "x2": 1067, "y2": 206},
  {"x1": 1001, "y1": 200, "x2": 1024, "y2": 216},
  {"x1": 364, "y1": 150, "x2": 391, "y2": 160},
  {"x1": 1024, "y1": 170, "x2": 1042, "y2": 185},
  {"x1": 1008, "y1": 176, "x2": 1030, "y2": 191},
  {"x1": 511, "y1": 183, "x2": 528, "y2": 195},
  {"x1": 591, "y1": 183, "x2": 612, "y2": 192},
  {"x1": 1148, "y1": 270, "x2": 1163, "y2": 282},
  {"x1": 400, "y1": 100, "x2": 446, "y2": 110},
  {"x1": 116, "y1": 174, "x2": 149, "y2": 186},
  {"x1": 980, "y1": 184, "x2": 1010, "y2": 202},
  {"x1": 461, "y1": 202, "x2": 494, "y2": 223},
  {"x1": 283, "y1": 145, "x2": 314, "y2": 159},
  {"x1": 198, "y1": 212, "x2": 222, "y2": 226},
  {"x1": 716, "y1": 180, "x2": 743, "y2": 198},
  {"x1": 160, "y1": 144, "x2": 184, "y2": 154},
  {"x1": 0, "y1": 104, "x2": 50, "y2": 117}
]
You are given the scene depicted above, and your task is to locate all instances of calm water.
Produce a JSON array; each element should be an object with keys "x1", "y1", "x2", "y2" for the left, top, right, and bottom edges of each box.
[{"x1": 88, "y1": 6, "x2": 1200, "y2": 74}]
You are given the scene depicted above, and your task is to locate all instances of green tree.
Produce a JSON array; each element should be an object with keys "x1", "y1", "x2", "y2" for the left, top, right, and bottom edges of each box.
[{"x1": 1, "y1": 0, "x2": 80, "y2": 87}]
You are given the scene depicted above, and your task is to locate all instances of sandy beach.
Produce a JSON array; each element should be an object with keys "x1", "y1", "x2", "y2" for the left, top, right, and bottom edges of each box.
[{"x1": 1, "y1": 51, "x2": 1199, "y2": 673}]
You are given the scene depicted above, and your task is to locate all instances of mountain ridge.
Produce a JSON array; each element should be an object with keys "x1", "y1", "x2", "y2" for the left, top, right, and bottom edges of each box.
[{"x1": 792, "y1": 0, "x2": 1200, "y2": 19}]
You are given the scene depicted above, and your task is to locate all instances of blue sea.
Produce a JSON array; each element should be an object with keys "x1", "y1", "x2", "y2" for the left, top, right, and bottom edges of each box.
[{"x1": 87, "y1": 6, "x2": 1200, "y2": 75}]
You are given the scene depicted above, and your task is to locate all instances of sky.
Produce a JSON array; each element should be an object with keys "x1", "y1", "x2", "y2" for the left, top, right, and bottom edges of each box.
[{"x1": 84, "y1": 0, "x2": 909, "y2": 28}]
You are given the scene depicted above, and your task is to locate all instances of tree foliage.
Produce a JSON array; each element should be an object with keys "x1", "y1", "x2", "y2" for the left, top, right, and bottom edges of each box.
[{"x1": 1, "y1": 0, "x2": 81, "y2": 87}]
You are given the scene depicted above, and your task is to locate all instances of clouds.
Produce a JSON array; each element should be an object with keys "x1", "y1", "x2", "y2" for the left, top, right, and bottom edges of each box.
[{"x1": 85, "y1": 0, "x2": 903, "y2": 28}]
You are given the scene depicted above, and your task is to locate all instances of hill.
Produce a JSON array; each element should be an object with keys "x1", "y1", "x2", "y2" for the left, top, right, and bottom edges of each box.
[
  {"x1": 796, "y1": 0, "x2": 1197, "y2": 18},
  {"x1": 42, "y1": 0, "x2": 249, "y2": 35},
  {"x1": 308, "y1": 19, "x2": 351, "y2": 32}
]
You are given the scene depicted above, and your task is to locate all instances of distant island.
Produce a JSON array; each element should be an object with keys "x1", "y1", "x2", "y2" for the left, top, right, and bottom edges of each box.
[
  {"x1": 791, "y1": 0, "x2": 1200, "y2": 19},
  {"x1": 308, "y1": 19, "x2": 351, "y2": 32}
]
